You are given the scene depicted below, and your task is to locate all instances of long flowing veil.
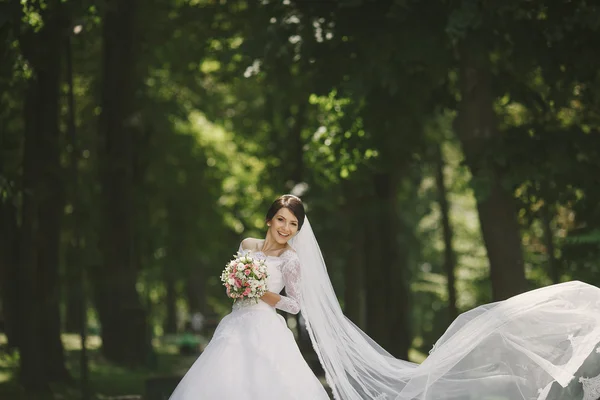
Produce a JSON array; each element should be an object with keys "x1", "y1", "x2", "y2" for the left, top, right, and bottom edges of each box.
[
  {"x1": 290, "y1": 217, "x2": 417, "y2": 399},
  {"x1": 290, "y1": 217, "x2": 600, "y2": 400}
]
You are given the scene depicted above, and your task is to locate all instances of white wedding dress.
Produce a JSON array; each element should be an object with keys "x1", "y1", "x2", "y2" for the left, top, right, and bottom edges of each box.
[{"x1": 168, "y1": 248, "x2": 330, "y2": 400}]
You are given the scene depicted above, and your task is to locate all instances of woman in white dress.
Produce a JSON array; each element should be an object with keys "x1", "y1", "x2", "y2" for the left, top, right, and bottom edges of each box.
[
  {"x1": 169, "y1": 195, "x2": 330, "y2": 400},
  {"x1": 170, "y1": 195, "x2": 600, "y2": 400}
]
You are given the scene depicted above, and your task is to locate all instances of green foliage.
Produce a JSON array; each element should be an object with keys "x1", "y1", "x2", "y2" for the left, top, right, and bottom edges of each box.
[
  {"x1": 305, "y1": 91, "x2": 374, "y2": 183},
  {"x1": 565, "y1": 230, "x2": 600, "y2": 245},
  {"x1": 3, "y1": 0, "x2": 600, "y2": 392}
]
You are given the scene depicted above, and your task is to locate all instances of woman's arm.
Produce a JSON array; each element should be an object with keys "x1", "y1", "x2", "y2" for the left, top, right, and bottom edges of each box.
[
  {"x1": 261, "y1": 291, "x2": 282, "y2": 307},
  {"x1": 261, "y1": 255, "x2": 301, "y2": 314}
]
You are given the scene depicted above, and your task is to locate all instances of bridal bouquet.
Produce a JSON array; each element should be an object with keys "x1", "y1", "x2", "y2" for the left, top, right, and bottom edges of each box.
[{"x1": 220, "y1": 251, "x2": 269, "y2": 302}]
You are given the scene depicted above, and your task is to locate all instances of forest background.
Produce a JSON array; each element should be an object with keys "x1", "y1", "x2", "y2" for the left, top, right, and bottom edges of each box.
[{"x1": 1, "y1": 0, "x2": 600, "y2": 398}]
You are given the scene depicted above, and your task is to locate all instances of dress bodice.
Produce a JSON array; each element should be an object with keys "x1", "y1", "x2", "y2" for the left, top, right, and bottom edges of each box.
[
  {"x1": 232, "y1": 249, "x2": 302, "y2": 314},
  {"x1": 257, "y1": 251, "x2": 288, "y2": 293}
]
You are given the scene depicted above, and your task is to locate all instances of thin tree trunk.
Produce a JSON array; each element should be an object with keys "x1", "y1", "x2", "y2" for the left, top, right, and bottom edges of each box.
[
  {"x1": 388, "y1": 213, "x2": 411, "y2": 360},
  {"x1": 187, "y1": 266, "x2": 206, "y2": 316},
  {"x1": 95, "y1": 0, "x2": 148, "y2": 366},
  {"x1": 0, "y1": 199, "x2": 20, "y2": 349},
  {"x1": 164, "y1": 201, "x2": 182, "y2": 334},
  {"x1": 38, "y1": 157, "x2": 69, "y2": 382},
  {"x1": 289, "y1": 101, "x2": 307, "y2": 185},
  {"x1": 345, "y1": 223, "x2": 365, "y2": 327},
  {"x1": 434, "y1": 145, "x2": 458, "y2": 321},
  {"x1": 364, "y1": 188, "x2": 389, "y2": 349},
  {"x1": 163, "y1": 270, "x2": 178, "y2": 334},
  {"x1": 19, "y1": 83, "x2": 47, "y2": 391},
  {"x1": 342, "y1": 183, "x2": 365, "y2": 328},
  {"x1": 63, "y1": 43, "x2": 84, "y2": 332},
  {"x1": 66, "y1": 29, "x2": 90, "y2": 399},
  {"x1": 64, "y1": 242, "x2": 84, "y2": 332},
  {"x1": 455, "y1": 38, "x2": 527, "y2": 301},
  {"x1": 541, "y1": 205, "x2": 559, "y2": 284}
]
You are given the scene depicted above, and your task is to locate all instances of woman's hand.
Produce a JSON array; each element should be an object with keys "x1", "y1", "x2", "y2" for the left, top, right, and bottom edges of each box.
[{"x1": 260, "y1": 291, "x2": 281, "y2": 307}]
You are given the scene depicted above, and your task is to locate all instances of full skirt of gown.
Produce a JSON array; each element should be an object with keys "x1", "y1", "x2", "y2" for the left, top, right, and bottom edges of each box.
[{"x1": 168, "y1": 300, "x2": 329, "y2": 400}]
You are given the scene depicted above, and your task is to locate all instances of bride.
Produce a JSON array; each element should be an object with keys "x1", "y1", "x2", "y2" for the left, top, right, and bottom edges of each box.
[{"x1": 169, "y1": 195, "x2": 600, "y2": 400}]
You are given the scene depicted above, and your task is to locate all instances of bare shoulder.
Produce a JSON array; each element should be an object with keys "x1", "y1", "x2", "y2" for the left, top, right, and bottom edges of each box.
[{"x1": 241, "y1": 237, "x2": 262, "y2": 251}]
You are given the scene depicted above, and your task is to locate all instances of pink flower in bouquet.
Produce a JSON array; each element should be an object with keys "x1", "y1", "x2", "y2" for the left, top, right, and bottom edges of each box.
[{"x1": 244, "y1": 269, "x2": 251, "y2": 276}]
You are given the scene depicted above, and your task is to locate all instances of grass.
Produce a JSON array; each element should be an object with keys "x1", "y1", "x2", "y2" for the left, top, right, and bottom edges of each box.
[
  {"x1": 0, "y1": 333, "x2": 429, "y2": 399},
  {"x1": 0, "y1": 334, "x2": 199, "y2": 400}
]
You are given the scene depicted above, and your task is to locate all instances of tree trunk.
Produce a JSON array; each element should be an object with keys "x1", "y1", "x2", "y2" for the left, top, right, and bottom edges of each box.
[
  {"x1": 364, "y1": 187, "x2": 389, "y2": 349},
  {"x1": 345, "y1": 222, "x2": 365, "y2": 327},
  {"x1": 186, "y1": 265, "x2": 206, "y2": 316},
  {"x1": 0, "y1": 199, "x2": 20, "y2": 349},
  {"x1": 289, "y1": 101, "x2": 307, "y2": 185},
  {"x1": 434, "y1": 144, "x2": 458, "y2": 321},
  {"x1": 95, "y1": 0, "x2": 148, "y2": 366},
  {"x1": 164, "y1": 202, "x2": 182, "y2": 334},
  {"x1": 36, "y1": 59, "x2": 69, "y2": 379},
  {"x1": 0, "y1": 24, "x2": 20, "y2": 344},
  {"x1": 388, "y1": 218, "x2": 411, "y2": 360},
  {"x1": 64, "y1": 242, "x2": 84, "y2": 333},
  {"x1": 541, "y1": 205, "x2": 560, "y2": 284},
  {"x1": 17, "y1": 0, "x2": 70, "y2": 389},
  {"x1": 37, "y1": 131, "x2": 69, "y2": 382},
  {"x1": 18, "y1": 80, "x2": 48, "y2": 391},
  {"x1": 342, "y1": 183, "x2": 365, "y2": 328},
  {"x1": 364, "y1": 172, "x2": 410, "y2": 358},
  {"x1": 163, "y1": 270, "x2": 178, "y2": 334},
  {"x1": 66, "y1": 29, "x2": 91, "y2": 398},
  {"x1": 455, "y1": 37, "x2": 527, "y2": 301}
]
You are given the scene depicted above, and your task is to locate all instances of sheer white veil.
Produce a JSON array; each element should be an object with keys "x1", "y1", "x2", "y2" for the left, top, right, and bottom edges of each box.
[
  {"x1": 289, "y1": 216, "x2": 600, "y2": 400},
  {"x1": 290, "y1": 216, "x2": 417, "y2": 400}
]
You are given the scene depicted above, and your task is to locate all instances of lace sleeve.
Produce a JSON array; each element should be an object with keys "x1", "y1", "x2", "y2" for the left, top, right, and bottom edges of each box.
[{"x1": 274, "y1": 254, "x2": 302, "y2": 315}]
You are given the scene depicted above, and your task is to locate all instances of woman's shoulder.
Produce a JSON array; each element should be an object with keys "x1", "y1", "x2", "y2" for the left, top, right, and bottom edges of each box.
[{"x1": 240, "y1": 237, "x2": 262, "y2": 251}]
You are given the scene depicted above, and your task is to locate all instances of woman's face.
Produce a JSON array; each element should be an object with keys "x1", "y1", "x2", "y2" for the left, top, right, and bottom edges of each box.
[{"x1": 267, "y1": 207, "x2": 299, "y2": 245}]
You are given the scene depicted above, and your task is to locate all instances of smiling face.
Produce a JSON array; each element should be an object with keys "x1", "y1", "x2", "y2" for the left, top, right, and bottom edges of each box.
[{"x1": 267, "y1": 207, "x2": 299, "y2": 245}]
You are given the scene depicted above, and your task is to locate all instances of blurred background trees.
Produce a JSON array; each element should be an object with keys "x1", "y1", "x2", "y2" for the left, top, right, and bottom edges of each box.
[{"x1": 1, "y1": 0, "x2": 599, "y2": 398}]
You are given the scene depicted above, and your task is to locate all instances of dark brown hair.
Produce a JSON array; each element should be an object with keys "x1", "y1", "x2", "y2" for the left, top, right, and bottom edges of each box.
[{"x1": 265, "y1": 195, "x2": 305, "y2": 230}]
